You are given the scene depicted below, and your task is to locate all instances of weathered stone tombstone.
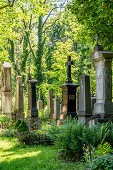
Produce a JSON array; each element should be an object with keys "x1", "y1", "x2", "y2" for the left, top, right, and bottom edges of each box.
[
  {"x1": 78, "y1": 74, "x2": 92, "y2": 124},
  {"x1": 29, "y1": 79, "x2": 38, "y2": 118},
  {"x1": 57, "y1": 56, "x2": 79, "y2": 125},
  {"x1": 91, "y1": 88, "x2": 96, "y2": 113},
  {"x1": 37, "y1": 89, "x2": 43, "y2": 111},
  {"x1": 1, "y1": 62, "x2": 12, "y2": 115},
  {"x1": 26, "y1": 70, "x2": 41, "y2": 129},
  {"x1": 15, "y1": 76, "x2": 24, "y2": 120},
  {"x1": 27, "y1": 71, "x2": 32, "y2": 118},
  {"x1": 89, "y1": 36, "x2": 113, "y2": 125},
  {"x1": 53, "y1": 91, "x2": 60, "y2": 120},
  {"x1": 47, "y1": 89, "x2": 54, "y2": 118}
]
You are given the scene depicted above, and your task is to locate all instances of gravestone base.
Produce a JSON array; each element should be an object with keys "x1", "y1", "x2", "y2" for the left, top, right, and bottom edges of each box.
[
  {"x1": 15, "y1": 111, "x2": 25, "y2": 121},
  {"x1": 94, "y1": 102, "x2": 113, "y2": 115},
  {"x1": 31, "y1": 109, "x2": 38, "y2": 117},
  {"x1": 78, "y1": 113, "x2": 92, "y2": 124},
  {"x1": 88, "y1": 113, "x2": 113, "y2": 127},
  {"x1": 11, "y1": 112, "x2": 16, "y2": 122},
  {"x1": 57, "y1": 113, "x2": 67, "y2": 125},
  {"x1": 26, "y1": 117, "x2": 41, "y2": 130}
]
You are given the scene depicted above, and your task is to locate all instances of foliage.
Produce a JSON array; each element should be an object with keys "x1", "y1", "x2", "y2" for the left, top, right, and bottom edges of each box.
[
  {"x1": 94, "y1": 142, "x2": 113, "y2": 157},
  {"x1": 38, "y1": 108, "x2": 50, "y2": 122},
  {"x1": 47, "y1": 118, "x2": 84, "y2": 161},
  {"x1": 0, "y1": 114, "x2": 11, "y2": 129},
  {"x1": 90, "y1": 154, "x2": 113, "y2": 170},
  {"x1": 82, "y1": 123, "x2": 109, "y2": 147},
  {"x1": 17, "y1": 131, "x2": 53, "y2": 146},
  {"x1": 0, "y1": 129, "x2": 16, "y2": 137},
  {"x1": 69, "y1": 0, "x2": 113, "y2": 51},
  {"x1": 14, "y1": 120, "x2": 29, "y2": 132}
]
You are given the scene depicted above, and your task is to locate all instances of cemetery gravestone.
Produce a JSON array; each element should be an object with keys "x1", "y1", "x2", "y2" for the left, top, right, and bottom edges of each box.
[
  {"x1": 48, "y1": 90, "x2": 54, "y2": 118},
  {"x1": 1, "y1": 62, "x2": 12, "y2": 115},
  {"x1": 15, "y1": 76, "x2": 24, "y2": 120},
  {"x1": 89, "y1": 39, "x2": 113, "y2": 124},
  {"x1": 58, "y1": 56, "x2": 79, "y2": 125},
  {"x1": 37, "y1": 89, "x2": 43, "y2": 111},
  {"x1": 78, "y1": 74, "x2": 92, "y2": 124},
  {"x1": 53, "y1": 92, "x2": 60, "y2": 120}
]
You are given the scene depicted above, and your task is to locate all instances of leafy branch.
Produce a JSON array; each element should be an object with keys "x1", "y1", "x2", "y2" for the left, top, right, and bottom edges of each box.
[{"x1": 0, "y1": 0, "x2": 15, "y2": 10}]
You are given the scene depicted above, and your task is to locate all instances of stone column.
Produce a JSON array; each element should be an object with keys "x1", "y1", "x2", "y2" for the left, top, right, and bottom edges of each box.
[
  {"x1": 53, "y1": 92, "x2": 60, "y2": 120},
  {"x1": 27, "y1": 73, "x2": 32, "y2": 118},
  {"x1": 37, "y1": 89, "x2": 43, "y2": 111},
  {"x1": 15, "y1": 76, "x2": 24, "y2": 120},
  {"x1": 92, "y1": 50, "x2": 113, "y2": 121},
  {"x1": 78, "y1": 74, "x2": 92, "y2": 124},
  {"x1": 1, "y1": 62, "x2": 12, "y2": 115},
  {"x1": 29, "y1": 79, "x2": 38, "y2": 117},
  {"x1": 48, "y1": 90, "x2": 53, "y2": 118}
]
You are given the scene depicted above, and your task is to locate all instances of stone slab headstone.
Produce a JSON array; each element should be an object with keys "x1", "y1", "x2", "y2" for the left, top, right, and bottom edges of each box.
[
  {"x1": 78, "y1": 74, "x2": 92, "y2": 124},
  {"x1": 53, "y1": 92, "x2": 60, "y2": 120},
  {"x1": 15, "y1": 76, "x2": 24, "y2": 120},
  {"x1": 37, "y1": 89, "x2": 43, "y2": 111},
  {"x1": 1, "y1": 62, "x2": 12, "y2": 114},
  {"x1": 48, "y1": 90, "x2": 54, "y2": 118}
]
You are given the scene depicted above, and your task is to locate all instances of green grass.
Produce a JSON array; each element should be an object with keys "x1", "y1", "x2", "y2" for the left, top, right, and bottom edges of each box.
[{"x1": 0, "y1": 136, "x2": 86, "y2": 170}]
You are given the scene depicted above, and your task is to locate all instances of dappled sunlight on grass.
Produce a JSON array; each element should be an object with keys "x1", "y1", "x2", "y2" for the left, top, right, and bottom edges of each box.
[{"x1": 0, "y1": 137, "x2": 85, "y2": 170}]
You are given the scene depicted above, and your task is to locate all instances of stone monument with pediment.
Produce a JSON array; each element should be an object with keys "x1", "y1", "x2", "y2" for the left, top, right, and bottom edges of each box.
[
  {"x1": 89, "y1": 36, "x2": 113, "y2": 124},
  {"x1": 1, "y1": 62, "x2": 12, "y2": 114}
]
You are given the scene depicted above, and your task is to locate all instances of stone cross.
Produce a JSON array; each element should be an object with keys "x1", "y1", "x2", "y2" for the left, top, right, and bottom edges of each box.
[{"x1": 65, "y1": 56, "x2": 73, "y2": 83}]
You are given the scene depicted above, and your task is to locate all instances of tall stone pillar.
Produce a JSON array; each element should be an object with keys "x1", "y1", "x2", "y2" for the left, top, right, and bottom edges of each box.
[
  {"x1": 53, "y1": 92, "x2": 60, "y2": 120},
  {"x1": 1, "y1": 62, "x2": 12, "y2": 115},
  {"x1": 91, "y1": 44, "x2": 113, "y2": 123},
  {"x1": 27, "y1": 72, "x2": 32, "y2": 118},
  {"x1": 78, "y1": 74, "x2": 92, "y2": 124},
  {"x1": 15, "y1": 76, "x2": 24, "y2": 120},
  {"x1": 48, "y1": 90, "x2": 53, "y2": 118},
  {"x1": 29, "y1": 79, "x2": 38, "y2": 117},
  {"x1": 37, "y1": 89, "x2": 43, "y2": 111}
]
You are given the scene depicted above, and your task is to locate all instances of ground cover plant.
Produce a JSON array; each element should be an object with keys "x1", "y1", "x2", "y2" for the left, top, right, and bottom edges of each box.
[{"x1": 0, "y1": 136, "x2": 85, "y2": 170}]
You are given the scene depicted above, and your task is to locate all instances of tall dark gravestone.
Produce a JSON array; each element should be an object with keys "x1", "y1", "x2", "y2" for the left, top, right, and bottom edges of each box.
[
  {"x1": 60, "y1": 56, "x2": 79, "y2": 118},
  {"x1": 29, "y1": 79, "x2": 38, "y2": 117}
]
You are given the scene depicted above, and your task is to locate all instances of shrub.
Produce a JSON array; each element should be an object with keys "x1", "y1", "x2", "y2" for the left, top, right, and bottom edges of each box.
[
  {"x1": 17, "y1": 131, "x2": 53, "y2": 145},
  {"x1": 82, "y1": 123, "x2": 109, "y2": 147},
  {"x1": 0, "y1": 114, "x2": 11, "y2": 129},
  {"x1": 14, "y1": 120, "x2": 29, "y2": 132},
  {"x1": 94, "y1": 142, "x2": 113, "y2": 157},
  {"x1": 90, "y1": 154, "x2": 113, "y2": 170},
  {"x1": 47, "y1": 118, "x2": 85, "y2": 161},
  {"x1": 38, "y1": 109, "x2": 50, "y2": 122}
]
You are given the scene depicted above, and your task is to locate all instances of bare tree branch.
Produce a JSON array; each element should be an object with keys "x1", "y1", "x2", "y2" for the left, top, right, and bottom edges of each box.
[
  {"x1": 42, "y1": 6, "x2": 65, "y2": 27},
  {"x1": 0, "y1": 0, "x2": 15, "y2": 10}
]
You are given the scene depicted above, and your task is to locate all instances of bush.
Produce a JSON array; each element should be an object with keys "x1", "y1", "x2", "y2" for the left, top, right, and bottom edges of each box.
[
  {"x1": 38, "y1": 109, "x2": 50, "y2": 122},
  {"x1": 47, "y1": 118, "x2": 85, "y2": 161},
  {"x1": 90, "y1": 154, "x2": 113, "y2": 170},
  {"x1": 14, "y1": 120, "x2": 29, "y2": 132},
  {"x1": 0, "y1": 114, "x2": 11, "y2": 129},
  {"x1": 17, "y1": 131, "x2": 53, "y2": 145}
]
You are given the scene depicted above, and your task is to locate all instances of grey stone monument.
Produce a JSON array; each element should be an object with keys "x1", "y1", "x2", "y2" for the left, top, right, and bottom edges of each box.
[
  {"x1": 48, "y1": 90, "x2": 54, "y2": 118},
  {"x1": 15, "y1": 76, "x2": 24, "y2": 120},
  {"x1": 78, "y1": 74, "x2": 92, "y2": 124},
  {"x1": 27, "y1": 70, "x2": 32, "y2": 118},
  {"x1": 1, "y1": 62, "x2": 12, "y2": 115},
  {"x1": 37, "y1": 89, "x2": 43, "y2": 111},
  {"x1": 53, "y1": 91, "x2": 60, "y2": 120},
  {"x1": 89, "y1": 35, "x2": 113, "y2": 124}
]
